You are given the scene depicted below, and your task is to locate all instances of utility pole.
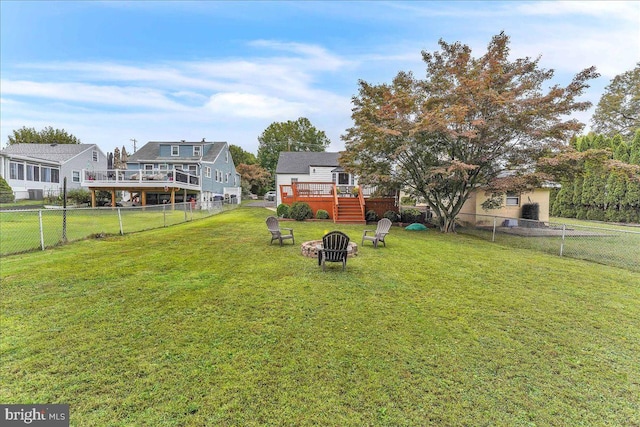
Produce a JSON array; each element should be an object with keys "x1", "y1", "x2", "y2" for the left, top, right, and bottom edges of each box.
[{"x1": 130, "y1": 138, "x2": 137, "y2": 152}]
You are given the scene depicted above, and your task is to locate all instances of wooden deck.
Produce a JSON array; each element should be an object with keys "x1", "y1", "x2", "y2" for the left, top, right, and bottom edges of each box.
[{"x1": 279, "y1": 182, "x2": 397, "y2": 223}]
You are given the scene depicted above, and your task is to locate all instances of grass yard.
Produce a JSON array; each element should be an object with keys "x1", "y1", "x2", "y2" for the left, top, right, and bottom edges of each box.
[
  {"x1": 0, "y1": 205, "x2": 224, "y2": 255},
  {"x1": 1, "y1": 206, "x2": 639, "y2": 426},
  {"x1": 456, "y1": 217, "x2": 640, "y2": 272}
]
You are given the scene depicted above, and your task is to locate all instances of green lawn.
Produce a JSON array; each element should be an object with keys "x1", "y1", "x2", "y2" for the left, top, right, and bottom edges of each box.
[
  {"x1": 0, "y1": 205, "x2": 230, "y2": 255},
  {"x1": 1, "y1": 206, "x2": 639, "y2": 426}
]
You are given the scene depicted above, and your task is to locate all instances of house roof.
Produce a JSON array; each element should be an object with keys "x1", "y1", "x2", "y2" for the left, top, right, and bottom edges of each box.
[
  {"x1": 0, "y1": 143, "x2": 97, "y2": 163},
  {"x1": 276, "y1": 152, "x2": 341, "y2": 174},
  {"x1": 127, "y1": 141, "x2": 226, "y2": 163}
]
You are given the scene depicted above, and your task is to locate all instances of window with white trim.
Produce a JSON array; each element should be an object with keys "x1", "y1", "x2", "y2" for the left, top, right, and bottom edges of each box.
[
  {"x1": 171, "y1": 145, "x2": 179, "y2": 156},
  {"x1": 506, "y1": 192, "x2": 520, "y2": 206},
  {"x1": 205, "y1": 167, "x2": 211, "y2": 178},
  {"x1": 92, "y1": 150, "x2": 98, "y2": 162},
  {"x1": 193, "y1": 146, "x2": 201, "y2": 156},
  {"x1": 40, "y1": 167, "x2": 60, "y2": 183},
  {"x1": 225, "y1": 173, "x2": 229, "y2": 183},
  {"x1": 9, "y1": 162, "x2": 24, "y2": 180},
  {"x1": 27, "y1": 165, "x2": 39, "y2": 181},
  {"x1": 225, "y1": 151, "x2": 229, "y2": 163},
  {"x1": 72, "y1": 171, "x2": 80, "y2": 183}
]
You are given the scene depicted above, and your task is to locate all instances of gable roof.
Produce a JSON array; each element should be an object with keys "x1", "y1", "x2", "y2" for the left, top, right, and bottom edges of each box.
[
  {"x1": 276, "y1": 152, "x2": 341, "y2": 174},
  {"x1": 0, "y1": 143, "x2": 97, "y2": 163},
  {"x1": 127, "y1": 141, "x2": 227, "y2": 163}
]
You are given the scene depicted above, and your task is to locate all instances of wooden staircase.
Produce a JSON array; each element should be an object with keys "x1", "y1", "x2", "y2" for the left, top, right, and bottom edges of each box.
[{"x1": 334, "y1": 197, "x2": 365, "y2": 224}]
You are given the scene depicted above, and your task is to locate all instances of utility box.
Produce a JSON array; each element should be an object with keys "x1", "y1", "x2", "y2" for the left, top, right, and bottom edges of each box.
[{"x1": 28, "y1": 189, "x2": 44, "y2": 200}]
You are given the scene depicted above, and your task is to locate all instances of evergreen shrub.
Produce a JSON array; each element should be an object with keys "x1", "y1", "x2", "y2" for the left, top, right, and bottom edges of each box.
[
  {"x1": 315, "y1": 209, "x2": 330, "y2": 219},
  {"x1": 365, "y1": 210, "x2": 379, "y2": 222},
  {"x1": 383, "y1": 210, "x2": 399, "y2": 222},
  {"x1": 289, "y1": 202, "x2": 313, "y2": 221},
  {"x1": 0, "y1": 177, "x2": 15, "y2": 203},
  {"x1": 277, "y1": 203, "x2": 290, "y2": 218},
  {"x1": 401, "y1": 208, "x2": 422, "y2": 224}
]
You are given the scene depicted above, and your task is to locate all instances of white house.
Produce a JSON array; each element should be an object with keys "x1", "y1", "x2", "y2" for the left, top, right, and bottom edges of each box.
[
  {"x1": 0, "y1": 143, "x2": 108, "y2": 200},
  {"x1": 275, "y1": 152, "x2": 357, "y2": 206}
]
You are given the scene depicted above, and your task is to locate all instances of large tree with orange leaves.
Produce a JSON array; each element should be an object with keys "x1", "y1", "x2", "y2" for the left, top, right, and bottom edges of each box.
[{"x1": 341, "y1": 33, "x2": 598, "y2": 232}]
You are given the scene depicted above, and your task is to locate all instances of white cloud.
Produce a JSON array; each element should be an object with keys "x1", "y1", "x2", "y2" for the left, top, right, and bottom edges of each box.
[
  {"x1": 1, "y1": 79, "x2": 188, "y2": 110},
  {"x1": 204, "y1": 92, "x2": 305, "y2": 119}
]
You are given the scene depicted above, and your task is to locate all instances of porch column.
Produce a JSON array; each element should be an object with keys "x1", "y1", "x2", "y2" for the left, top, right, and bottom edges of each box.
[
  {"x1": 170, "y1": 188, "x2": 175, "y2": 210},
  {"x1": 141, "y1": 191, "x2": 147, "y2": 206},
  {"x1": 91, "y1": 189, "x2": 96, "y2": 208},
  {"x1": 110, "y1": 189, "x2": 116, "y2": 207}
]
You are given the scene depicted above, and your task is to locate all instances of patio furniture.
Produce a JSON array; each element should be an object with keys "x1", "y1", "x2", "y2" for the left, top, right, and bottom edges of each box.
[
  {"x1": 362, "y1": 218, "x2": 392, "y2": 248},
  {"x1": 319, "y1": 231, "x2": 350, "y2": 271},
  {"x1": 266, "y1": 216, "x2": 295, "y2": 246}
]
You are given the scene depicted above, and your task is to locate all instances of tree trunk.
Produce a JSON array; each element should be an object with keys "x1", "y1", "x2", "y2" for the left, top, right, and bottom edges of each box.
[{"x1": 439, "y1": 214, "x2": 457, "y2": 233}]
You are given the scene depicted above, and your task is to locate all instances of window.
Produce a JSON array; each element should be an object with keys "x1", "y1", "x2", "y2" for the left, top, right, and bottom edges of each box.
[
  {"x1": 193, "y1": 146, "x2": 201, "y2": 156},
  {"x1": 9, "y1": 162, "x2": 24, "y2": 180},
  {"x1": 506, "y1": 192, "x2": 520, "y2": 206},
  {"x1": 27, "y1": 165, "x2": 40, "y2": 182},
  {"x1": 41, "y1": 167, "x2": 59, "y2": 183},
  {"x1": 225, "y1": 173, "x2": 229, "y2": 183},
  {"x1": 205, "y1": 167, "x2": 211, "y2": 178},
  {"x1": 72, "y1": 171, "x2": 80, "y2": 183},
  {"x1": 291, "y1": 178, "x2": 298, "y2": 183},
  {"x1": 92, "y1": 150, "x2": 98, "y2": 162},
  {"x1": 188, "y1": 165, "x2": 197, "y2": 174},
  {"x1": 225, "y1": 151, "x2": 229, "y2": 163},
  {"x1": 338, "y1": 173, "x2": 350, "y2": 185},
  {"x1": 159, "y1": 164, "x2": 168, "y2": 171},
  {"x1": 144, "y1": 164, "x2": 154, "y2": 171},
  {"x1": 171, "y1": 145, "x2": 179, "y2": 156}
]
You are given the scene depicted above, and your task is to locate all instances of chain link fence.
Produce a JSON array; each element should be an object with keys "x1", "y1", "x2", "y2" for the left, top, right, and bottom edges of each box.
[
  {"x1": 0, "y1": 202, "x2": 238, "y2": 256},
  {"x1": 452, "y1": 212, "x2": 640, "y2": 272}
]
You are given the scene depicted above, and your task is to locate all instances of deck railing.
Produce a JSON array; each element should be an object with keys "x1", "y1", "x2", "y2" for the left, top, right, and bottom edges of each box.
[{"x1": 83, "y1": 169, "x2": 200, "y2": 187}]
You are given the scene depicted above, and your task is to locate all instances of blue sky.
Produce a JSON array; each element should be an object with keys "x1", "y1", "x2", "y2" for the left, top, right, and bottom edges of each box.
[{"x1": 1, "y1": 1, "x2": 638, "y2": 156}]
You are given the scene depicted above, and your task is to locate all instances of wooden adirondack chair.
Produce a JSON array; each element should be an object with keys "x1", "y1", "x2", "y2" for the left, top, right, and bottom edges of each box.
[
  {"x1": 319, "y1": 231, "x2": 350, "y2": 271},
  {"x1": 266, "y1": 216, "x2": 295, "y2": 246},
  {"x1": 361, "y1": 218, "x2": 392, "y2": 248}
]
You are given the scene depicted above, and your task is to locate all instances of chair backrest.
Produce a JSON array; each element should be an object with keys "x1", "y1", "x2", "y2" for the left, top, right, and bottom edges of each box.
[
  {"x1": 376, "y1": 218, "x2": 392, "y2": 234},
  {"x1": 322, "y1": 231, "x2": 350, "y2": 262},
  {"x1": 266, "y1": 216, "x2": 280, "y2": 233}
]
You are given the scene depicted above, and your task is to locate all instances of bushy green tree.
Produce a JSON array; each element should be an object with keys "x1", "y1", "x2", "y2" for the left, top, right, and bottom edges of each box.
[
  {"x1": 257, "y1": 118, "x2": 330, "y2": 176},
  {"x1": 591, "y1": 62, "x2": 640, "y2": 139},
  {"x1": 7, "y1": 126, "x2": 81, "y2": 145},
  {"x1": 229, "y1": 145, "x2": 257, "y2": 165}
]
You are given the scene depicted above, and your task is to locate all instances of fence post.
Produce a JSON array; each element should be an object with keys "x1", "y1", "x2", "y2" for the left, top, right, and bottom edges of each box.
[
  {"x1": 492, "y1": 216, "x2": 497, "y2": 242},
  {"x1": 39, "y1": 210, "x2": 45, "y2": 250},
  {"x1": 62, "y1": 177, "x2": 67, "y2": 243},
  {"x1": 560, "y1": 224, "x2": 566, "y2": 256},
  {"x1": 118, "y1": 208, "x2": 123, "y2": 235}
]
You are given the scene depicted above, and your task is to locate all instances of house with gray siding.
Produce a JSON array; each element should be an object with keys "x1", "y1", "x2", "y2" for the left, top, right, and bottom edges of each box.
[
  {"x1": 122, "y1": 140, "x2": 241, "y2": 206},
  {"x1": 0, "y1": 143, "x2": 107, "y2": 200}
]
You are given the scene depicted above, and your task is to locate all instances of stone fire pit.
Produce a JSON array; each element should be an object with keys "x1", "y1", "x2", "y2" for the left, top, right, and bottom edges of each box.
[{"x1": 301, "y1": 240, "x2": 358, "y2": 258}]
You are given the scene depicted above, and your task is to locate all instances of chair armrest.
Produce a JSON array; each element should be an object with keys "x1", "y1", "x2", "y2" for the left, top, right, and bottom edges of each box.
[
  {"x1": 363, "y1": 230, "x2": 373, "y2": 236},
  {"x1": 282, "y1": 228, "x2": 293, "y2": 232}
]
